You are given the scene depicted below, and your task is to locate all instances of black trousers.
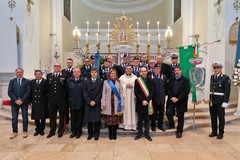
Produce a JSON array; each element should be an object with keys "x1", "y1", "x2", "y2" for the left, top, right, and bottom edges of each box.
[
  {"x1": 166, "y1": 105, "x2": 185, "y2": 133},
  {"x1": 209, "y1": 104, "x2": 225, "y2": 135},
  {"x1": 34, "y1": 119, "x2": 46, "y2": 132},
  {"x1": 48, "y1": 103, "x2": 65, "y2": 134},
  {"x1": 70, "y1": 108, "x2": 84, "y2": 134},
  {"x1": 137, "y1": 113, "x2": 150, "y2": 136},
  {"x1": 150, "y1": 104, "x2": 164, "y2": 127},
  {"x1": 87, "y1": 122, "x2": 100, "y2": 137}
]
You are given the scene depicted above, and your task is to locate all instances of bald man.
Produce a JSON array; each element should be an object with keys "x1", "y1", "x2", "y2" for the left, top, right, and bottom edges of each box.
[{"x1": 46, "y1": 63, "x2": 68, "y2": 138}]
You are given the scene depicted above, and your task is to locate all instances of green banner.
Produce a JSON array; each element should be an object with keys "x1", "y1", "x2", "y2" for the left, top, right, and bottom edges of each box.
[{"x1": 179, "y1": 45, "x2": 196, "y2": 102}]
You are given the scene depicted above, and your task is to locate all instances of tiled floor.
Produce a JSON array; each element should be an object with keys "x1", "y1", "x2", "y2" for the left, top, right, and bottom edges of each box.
[{"x1": 1, "y1": 105, "x2": 240, "y2": 160}]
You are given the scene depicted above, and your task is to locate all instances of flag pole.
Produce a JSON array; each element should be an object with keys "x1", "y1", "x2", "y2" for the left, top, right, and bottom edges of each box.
[
  {"x1": 193, "y1": 102, "x2": 196, "y2": 130},
  {"x1": 175, "y1": 40, "x2": 221, "y2": 49}
]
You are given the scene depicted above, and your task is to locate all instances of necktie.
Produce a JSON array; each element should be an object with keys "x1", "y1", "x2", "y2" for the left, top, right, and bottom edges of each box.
[
  {"x1": 68, "y1": 69, "x2": 71, "y2": 72},
  {"x1": 93, "y1": 79, "x2": 96, "y2": 82},
  {"x1": 214, "y1": 75, "x2": 217, "y2": 79},
  {"x1": 37, "y1": 80, "x2": 40, "y2": 85},
  {"x1": 17, "y1": 78, "x2": 21, "y2": 86},
  {"x1": 157, "y1": 74, "x2": 160, "y2": 79}
]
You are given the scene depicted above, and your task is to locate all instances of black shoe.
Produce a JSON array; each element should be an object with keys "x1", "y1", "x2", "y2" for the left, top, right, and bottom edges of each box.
[
  {"x1": 145, "y1": 135, "x2": 153, "y2": 141},
  {"x1": 217, "y1": 134, "x2": 223, "y2": 139},
  {"x1": 69, "y1": 133, "x2": 76, "y2": 138},
  {"x1": 209, "y1": 132, "x2": 217, "y2": 137},
  {"x1": 40, "y1": 131, "x2": 45, "y2": 136},
  {"x1": 167, "y1": 125, "x2": 175, "y2": 130},
  {"x1": 176, "y1": 132, "x2": 182, "y2": 138},
  {"x1": 94, "y1": 136, "x2": 99, "y2": 141},
  {"x1": 47, "y1": 133, "x2": 55, "y2": 138},
  {"x1": 134, "y1": 135, "x2": 142, "y2": 140},
  {"x1": 58, "y1": 133, "x2": 63, "y2": 138},
  {"x1": 151, "y1": 126, "x2": 156, "y2": 132},
  {"x1": 76, "y1": 132, "x2": 81, "y2": 139},
  {"x1": 87, "y1": 136, "x2": 92, "y2": 140},
  {"x1": 33, "y1": 131, "x2": 40, "y2": 136}
]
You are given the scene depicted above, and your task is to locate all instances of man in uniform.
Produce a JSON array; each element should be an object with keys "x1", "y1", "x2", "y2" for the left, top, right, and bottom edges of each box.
[
  {"x1": 169, "y1": 54, "x2": 180, "y2": 77},
  {"x1": 156, "y1": 55, "x2": 171, "y2": 79},
  {"x1": 151, "y1": 63, "x2": 167, "y2": 131},
  {"x1": 100, "y1": 58, "x2": 116, "y2": 80},
  {"x1": 47, "y1": 63, "x2": 68, "y2": 138},
  {"x1": 147, "y1": 59, "x2": 156, "y2": 78},
  {"x1": 30, "y1": 70, "x2": 48, "y2": 136},
  {"x1": 209, "y1": 62, "x2": 231, "y2": 139},
  {"x1": 81, "y1": 57, "x2": 92, "y2": 79},
  {"x1": 140, "y1": 54, "x2": 148, "y2": 67},
  {"x1": 62, "y1": 58, "x2": 74, "y2": 78},
  {"x1": 132, "y1": 56, "x2": 140, "y2": 77}
]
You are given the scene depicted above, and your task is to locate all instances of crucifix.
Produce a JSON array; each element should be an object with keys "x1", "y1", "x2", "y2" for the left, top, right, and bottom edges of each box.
[{"x1": 27, "y1": 0, "x2": 34, "y2": 13}]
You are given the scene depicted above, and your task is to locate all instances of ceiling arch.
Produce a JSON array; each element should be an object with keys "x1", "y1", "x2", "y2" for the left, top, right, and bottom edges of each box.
[{"x1": 81, "y1": 0, "x2": 164, "y2": 13}]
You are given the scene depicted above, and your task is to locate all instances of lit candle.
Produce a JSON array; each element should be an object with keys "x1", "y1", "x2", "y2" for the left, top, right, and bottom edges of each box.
[
  {"x1": 148, "y1": 33, "x2": 150, "y2": 44},
  {"x1": 108, "y1": 21, "x2": 110, "y2": 43},
  {"x1": 137, "y1": 22, "x2": 139, "y2": 33},
  {"x1": 86, "y1": 21, "x2": 89, "y2": 33},
  {"x1": 97, "y1": 21, "x2": 100, "y2": 33},
  {"x1": 157, "y1": 21, "x2": 160, "y2": 33},
  {"x1": 147, "y1": 21, "x2": 149, "y2": 33}
]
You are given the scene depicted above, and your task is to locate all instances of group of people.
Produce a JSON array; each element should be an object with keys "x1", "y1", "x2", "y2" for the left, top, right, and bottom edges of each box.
[{"x1": 7, "y1": 53, "x2": 231, "y2": 141}]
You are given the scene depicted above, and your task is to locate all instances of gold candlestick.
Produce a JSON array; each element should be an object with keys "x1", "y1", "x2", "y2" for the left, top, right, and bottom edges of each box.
[
  {"x1": 107, "y1": 43, "x2": 111, "y2": 54},
  {"x1": 85, "y1": 32, "x2": 90, "y2": 57},
  {"x1": 147, "y1": 43, "x2": 151, "y2": 60},
  {"x1": 136, "y1": 43, "x2": 140, "y2": 56},
  {"x1": 96, "y1": 42, "x2": 100, "y2": 51},
  {"x1": 157, "y1": 32, "x2": 161, "y2": 55}
]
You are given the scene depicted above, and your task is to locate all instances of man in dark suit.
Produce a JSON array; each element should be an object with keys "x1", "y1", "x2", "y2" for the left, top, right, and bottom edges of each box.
[
  {"x1": 67, "y1": 68, "x2": 85, "y2": 139},
  {"x1": 134, "y1": 66, "x2": 153, "y2": 141},
  {"x1": 46, "y1": 63, "x2": 68, "y2": 138},
  {"x1": 8, "y1": 68, "x2": 31, "y2": 139},
  {"x1": 209, "y1": 62, "x2": 231, "y2": 139},
  {"x1": 147, "y1": 59, "x2": 156, "y2": 78},
  {"x1": 61, "y1": 58, "x2": 74, "y2": 126},
  {"x1": 62, "y1": 58, "x2": 74, "y2": 78},
  {"x1": 151, "y1": 63, "x2": 167, "y2": 132},
  {"x1": 117, "y1": 54, "x2": 130, "y2": 77},
  {"x1": 30, "y1": 70, "x2": 48, "y2": 136},
  {"x1": 100, "y1": 58, "x2": 117, "y2": 80},
  {"x1": 84, "y1": 68, "x2": 103, "y2": 141},
  {"x1": 166, "y1": 66, "x2": 190, "y2": 138},
  {"x1": 81, "y1": 57, "x2": 92, "y2": 79},
  {"x1": 156, "y1": 55, "x2": 171, "y2": 79}
]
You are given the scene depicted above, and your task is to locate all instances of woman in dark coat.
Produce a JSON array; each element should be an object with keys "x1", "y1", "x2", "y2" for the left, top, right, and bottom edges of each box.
[
  {"x1": 84, "y1": 68, "x2": 103, "y2": 141},
  {"x1": 30, "y1": 70, "x2": 48, "y2": 136}
]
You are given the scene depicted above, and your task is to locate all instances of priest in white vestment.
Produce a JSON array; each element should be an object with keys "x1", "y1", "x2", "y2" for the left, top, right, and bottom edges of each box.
[{"x1": 119, "y1": 65, "x2": 138, "y2": 130}]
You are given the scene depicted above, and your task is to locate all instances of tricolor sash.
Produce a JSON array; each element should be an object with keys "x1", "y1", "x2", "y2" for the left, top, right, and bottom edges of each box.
[
  {"x1": 107, "y1": 80, "x2": 122, "y2": 115},
  {"x1": 136, "y1": 77, "x2": 154, "y2": 115}
]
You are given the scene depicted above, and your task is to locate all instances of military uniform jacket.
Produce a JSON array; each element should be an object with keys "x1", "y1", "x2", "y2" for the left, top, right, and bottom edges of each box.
[
  {"x1": 100, "y1": 65, "x2": 117, "y2": 80},
  {"x1": 61, "y1": 68, "x2": 73, "y2": 78},
  {"x1": 117, "y1": 63, "x2": 130, "y2": 77},
  {"x1": 83, "y1": 78, "x2": 103, "y2": 122},
  {"x1": 81, "y1": 65, "x2": 91, "y2": 79},
  {"x1": 166, "y1": 76, "x2": 190, "y2": 112},
  {"x1": 210, "y1": 74, "x2": 231, "y2": 105},
  {"x1": 134, "y1": 77, "x2": 153, "y2": 114},
  {"x1": 30, "y1": 79, "x2": 48, "y2": 120},
  {"x1": 47, "y1": 72, "x2": 68, "y2": 104},
  {"x1": 157, "y1": 63, "x2": 171, "y2": 79},
  {"x1": 132, "y1": 66, "x2": 140, "y2": 77},
  {"x1": 151, "y1": 73, "x2": 167, "y2": 106}
]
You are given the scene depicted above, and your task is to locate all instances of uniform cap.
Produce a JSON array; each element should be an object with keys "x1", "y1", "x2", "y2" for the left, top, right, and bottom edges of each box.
[
  {"x1": 171, "y1": 53, "x2": 178, "y2": 58},
  {"x1": 133, "y1": 56, "x2": 139, "y2": 61},
  {"x1": 212, "y1": 61, "x2": 223, "y2": 68}
]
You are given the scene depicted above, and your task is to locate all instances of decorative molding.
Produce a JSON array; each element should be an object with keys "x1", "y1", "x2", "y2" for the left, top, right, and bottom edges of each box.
[{"x1": 81, "y1": 0, "x2": 164, "y2": 13}]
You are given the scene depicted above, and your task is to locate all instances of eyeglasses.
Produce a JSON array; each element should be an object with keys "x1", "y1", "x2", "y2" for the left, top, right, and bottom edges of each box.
[{"x1": 213, "y1": 67, "x2": 220, "y2": 69}]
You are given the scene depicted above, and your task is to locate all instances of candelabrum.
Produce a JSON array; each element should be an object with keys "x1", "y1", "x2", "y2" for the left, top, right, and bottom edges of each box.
[
  {"x1": 147, "y1": 43, "x2": 151, "y2": 60},
  {"x1": 85, "y1": 32, "x2": 90, "y2": 57},
  {"x1": 136, "y1": 43, "x2": 140, "y2": 56},
  {"x1": 107, "y1": 43, "x2": 111, "y2": 54},
  {"x1": 157, "y1": 32, "x2": 161, "y2": 55},
  {"x1": 96, "y1": 42, "x2": 100, "y2": 52}
]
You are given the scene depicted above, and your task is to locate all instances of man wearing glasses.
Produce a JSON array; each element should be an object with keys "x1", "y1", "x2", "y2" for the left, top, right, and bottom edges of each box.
[
  {"x1": 209, "y1": 62, "x2": 231, "y2": 139},
  {"x1": 81, "y1": 57, "x2": 92, "y2": 80}
]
